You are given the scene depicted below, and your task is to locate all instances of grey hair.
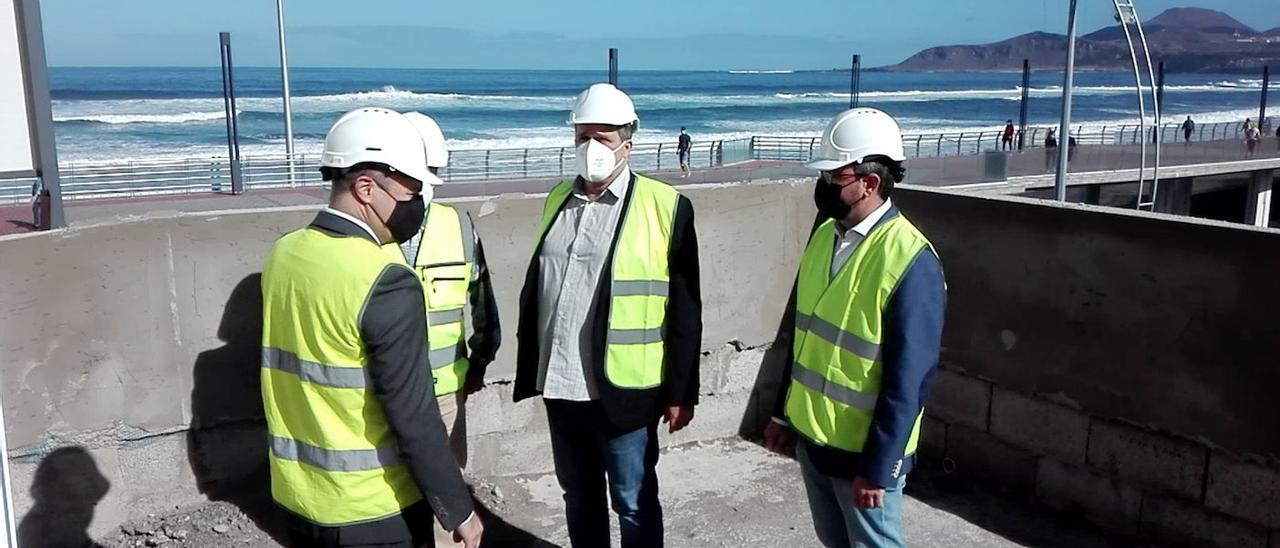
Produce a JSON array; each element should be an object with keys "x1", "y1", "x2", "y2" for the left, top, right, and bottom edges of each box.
[{"x1": 854, "y1": 156, "x2": 906, "y2": 199}]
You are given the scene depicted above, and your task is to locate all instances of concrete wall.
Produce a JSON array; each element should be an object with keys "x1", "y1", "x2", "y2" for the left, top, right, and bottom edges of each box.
[
  {"x1": 896, "y1": 190, "x2": 1280, "y2": 546},
  {"x1": 4, "y1": 179, "x2": 1280, "y2": 545},
  {"x1": 0, "y1": 180, "x2": 814, "y2": 542},
  {"x1": 899, "y1": 190, "x2": 1280, "y2": 460}
]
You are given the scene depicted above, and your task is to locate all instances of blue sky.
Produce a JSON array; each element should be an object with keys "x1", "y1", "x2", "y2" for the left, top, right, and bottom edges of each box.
[{"x1": 41, "y1": 0, "x2": 1280, "y2": 69}]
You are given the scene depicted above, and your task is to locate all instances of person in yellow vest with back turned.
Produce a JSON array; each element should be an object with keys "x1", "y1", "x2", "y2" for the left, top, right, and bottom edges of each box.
[
  {"x1": 513, "y1": 83, "x2": 702, "y2": 548},
  {"x1": 388, "y1": 112, "x2": 502, "y2": 548},
  {"x1": 261, "y1": 107, "x2": 483, "y2": 548},
  {"x1": 764, "y1": 108, "x2": 946, "y2": 548}
]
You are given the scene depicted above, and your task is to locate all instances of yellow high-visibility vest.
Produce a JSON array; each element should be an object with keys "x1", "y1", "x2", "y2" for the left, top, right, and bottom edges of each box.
[
  {"x1": 534, "y1": 175, "x2": 679, "y2": 388},
  {"x1": 786, "y1": 213, "x2": 936, "y2": 455},
  {"x1": 261, "y1": 227, "x2": 422, "y2": 526},
  {"x1": 384, "y1": 202, "x2": 476, "y2": 396}
]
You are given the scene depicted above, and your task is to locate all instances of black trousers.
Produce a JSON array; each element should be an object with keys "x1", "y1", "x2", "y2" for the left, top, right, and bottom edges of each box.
[{"x1": 282, "y1": 501, "x2": 435, "y2": 548}]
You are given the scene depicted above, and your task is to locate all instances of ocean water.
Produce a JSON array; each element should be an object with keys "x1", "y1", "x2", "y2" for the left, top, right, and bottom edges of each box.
[{"x1": 49, "y1": 67, "x2": 1276, "y2": 163}]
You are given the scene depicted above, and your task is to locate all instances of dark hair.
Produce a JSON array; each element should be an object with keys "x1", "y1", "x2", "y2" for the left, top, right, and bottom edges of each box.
[
  {"x1": 680, "y1": 126, "x2": 686, "y2": 131},
  {"x1": 324, "y1": 162, "x2": 389, "y2": 196},
  {"x1": 855, "y1": 155, "x2": 906, "y2": 199}
]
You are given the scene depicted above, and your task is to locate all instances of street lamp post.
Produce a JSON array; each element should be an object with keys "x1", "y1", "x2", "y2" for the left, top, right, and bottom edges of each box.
[
  {"x1": 276, "y1": 0, "x2": 296, "y2": 187},
  {"x1": 1054, "y1": 0, "x2": 1079, "y2": 202}
]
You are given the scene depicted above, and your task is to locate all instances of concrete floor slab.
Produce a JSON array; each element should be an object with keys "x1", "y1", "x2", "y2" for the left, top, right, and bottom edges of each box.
[
  {"x1": 101, "y1": 438, "x2": 1124, "y2": 548},
  {"x1": 480, "y1": 438, "x2": 1123, "y2": 548}
]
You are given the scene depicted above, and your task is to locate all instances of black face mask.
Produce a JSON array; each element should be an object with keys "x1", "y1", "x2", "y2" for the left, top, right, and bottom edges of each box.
[
  {"x1": 381, "y1": 194, "x2": 426, "y2": 244},
  {"x1": 813, "y1": 176, "x2": 853, "y2": 221}
]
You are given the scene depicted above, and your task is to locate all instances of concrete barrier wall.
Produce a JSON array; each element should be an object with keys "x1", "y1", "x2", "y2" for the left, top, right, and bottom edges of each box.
[
  {"x1": 894, "y1": 190, "x2": 1280, "y2": 545},
  {"x1": 0, "y1": 180, "x2": 816, "y2": 542},
  {"x1": 897, "y1": 190, "x2": 1280, "y2": 460},
  {"x1": 4, "y1": 180, "x2": 1280, "y2": 544}
]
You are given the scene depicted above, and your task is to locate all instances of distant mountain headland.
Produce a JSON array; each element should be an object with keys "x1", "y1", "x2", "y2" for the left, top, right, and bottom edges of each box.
[{"x1": 877, "y1": 7, "x2": 1280, "y2": 73}]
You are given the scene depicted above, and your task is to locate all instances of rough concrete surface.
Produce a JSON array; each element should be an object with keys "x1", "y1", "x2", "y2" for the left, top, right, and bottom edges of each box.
[
  {"x1": 96, "y1": 438, "x2": 1122, "y2": 548},
  {"x1": 1205, "y1": 454, "x2": 1280, "y2": 529},
  {"x1": 1139, "y1": 494, "x2": 1270, "y2": 548},
  {"x1": 989, "y1": 387, "x2": 1089, "y2": 465},
  {"x1": 927, "y1": 369, "x2": 991, "y2": 432},
  {"x1": 1085, "y1": 421, "x2": 1207, "y2": 501},
  {"x1": 1034, "y1": 459, "x2": 1144, "y2": 537}
]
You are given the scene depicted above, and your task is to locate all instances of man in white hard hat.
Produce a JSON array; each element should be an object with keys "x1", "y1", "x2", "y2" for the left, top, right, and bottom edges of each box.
[
  {"x1": 388, "y1": 111, "x2": 502, "y2": 548},
  {"x1": 261, "y1": 107, "x2": 483, "y2": 548},
  {"x1": 513, "y1": 83, "x2": 702, "y2": 548},
  {"x1": 763, "y1": 108, "x2": 946, "y2": 548}
]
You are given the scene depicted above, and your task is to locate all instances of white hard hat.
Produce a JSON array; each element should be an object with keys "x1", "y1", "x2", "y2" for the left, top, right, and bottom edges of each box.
[
  {"x1": 568, "y1": 83, "x2": 639, "y2": 126},
  {"x1": 321, "y1": 107, "x2": 432, "y2": 186},
  {"x1": 804, "y1": 108, "x2": 907, "y2": 172},
  {"x1": 402, "y1": 111, "x2": 448, "y2": 186}
]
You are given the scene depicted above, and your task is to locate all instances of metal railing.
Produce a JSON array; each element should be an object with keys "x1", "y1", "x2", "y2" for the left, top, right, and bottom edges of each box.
[
  {"x1": 437, "y1": 138, "x2": 748, "y2": 183},
  {"x1": 753, "y1": 119, "x2": 1273, "y2": 161},
  {"x1": 0, "y1": 119, "x2": 1270, "y2": 206}
]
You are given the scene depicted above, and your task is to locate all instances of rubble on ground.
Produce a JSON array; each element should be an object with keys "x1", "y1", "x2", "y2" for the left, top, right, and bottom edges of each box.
[{"x1": 102, "y1": 501, "x2": 276, "y2": 548}]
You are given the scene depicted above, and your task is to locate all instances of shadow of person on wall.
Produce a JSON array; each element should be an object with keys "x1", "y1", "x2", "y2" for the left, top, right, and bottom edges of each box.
[
  {"x1": 737, "y1": 289, "x2": 798, "y2": 442},
  {"x1": 18, "y1": 446, "x2": 110, "y2": 548},
  {"x1": 738, "y1": 213, "x2": 823, "y2": 443},
  {"x1": 187, "y1": 273, "x2": 287, "y2": 543}
]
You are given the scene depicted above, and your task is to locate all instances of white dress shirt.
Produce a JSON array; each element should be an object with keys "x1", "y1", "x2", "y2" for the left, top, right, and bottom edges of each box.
[
  {"x1": 831, "y1": 199, "x2": 893, "y2": 278},
  {"x1": 322, "y1": 207, "x2": 380, "y2": 243}
]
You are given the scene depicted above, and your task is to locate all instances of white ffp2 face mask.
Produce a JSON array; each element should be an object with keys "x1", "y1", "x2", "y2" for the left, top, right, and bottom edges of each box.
[{"x1": 575, "y1": 138, "x2": 627, "y2": 183}]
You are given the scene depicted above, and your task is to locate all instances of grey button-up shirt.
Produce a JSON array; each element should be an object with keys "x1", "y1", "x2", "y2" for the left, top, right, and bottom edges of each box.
[{"x1": 535, "y1": 169, "x2": 632, "y2": 401}]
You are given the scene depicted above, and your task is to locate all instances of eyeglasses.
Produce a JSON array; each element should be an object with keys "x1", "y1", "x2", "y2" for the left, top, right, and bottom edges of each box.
[
  {"x1": 371, "y1": 173, "x2": 422, "y2": 202},
  {"x1": 820, "y1": 169, "x2": 861, "y2": 186}
]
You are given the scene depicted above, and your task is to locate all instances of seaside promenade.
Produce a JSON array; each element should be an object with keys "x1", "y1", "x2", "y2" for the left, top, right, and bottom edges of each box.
[{"x1": 5, "y1": 130, "x2": 1279, "y2": 236}]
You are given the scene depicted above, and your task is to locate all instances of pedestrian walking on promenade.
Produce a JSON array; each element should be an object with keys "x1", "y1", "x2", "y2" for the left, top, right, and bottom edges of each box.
[{"x1": 678, "y1": 127, "x2": 693, "y2": 177}]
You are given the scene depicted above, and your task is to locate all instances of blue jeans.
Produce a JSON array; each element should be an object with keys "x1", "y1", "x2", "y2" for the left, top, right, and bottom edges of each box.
[
  {"x1": 798, "y1": 442, "x2": 907, "y2": 548},
  {"x1": 545, "y1": 400, "x2": 662, "y2": 548}
]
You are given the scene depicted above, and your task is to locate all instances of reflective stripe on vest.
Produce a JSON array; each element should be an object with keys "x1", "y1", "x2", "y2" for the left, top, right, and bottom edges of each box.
[
  {"x1": 790, "y1": 361, "x2": 878, "y2": 410},
  {"x1": 261, "y1": 227, "x2": 421, "y2": 526},
  {"x1": 785, "y1": 213, "x2": 935, "y2": 455},
  {"x1": 262, "y1": 347, "x2": 368, "y2": 389},
  {"x1": 794, "y1": 312, "x2": 881, "y2": 362},
  {"x1": 534, "y1": 175, "x2": 679, "y2": 389},
  {"x1": 270, "y1": 435, "x2": 402, "y2": 472},
  {"x1": 384, "y1": 202, "x2": 475, "y2": 396},
  {"x1": 428, "y1": 307, "x2": 464, "y2": 326}
]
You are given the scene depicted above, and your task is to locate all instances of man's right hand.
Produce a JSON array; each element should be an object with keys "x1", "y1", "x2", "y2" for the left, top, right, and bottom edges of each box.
[
  {"x1": 763, "y1": 421, "x2": 793, "y2": 455},
  {"x1": 452, "y1": 512, "x2": 484, "y2": 548}
]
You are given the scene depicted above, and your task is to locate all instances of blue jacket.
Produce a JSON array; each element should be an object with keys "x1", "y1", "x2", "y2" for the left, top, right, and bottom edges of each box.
[{"x1": 774, "y1": 206, "x2": 947, "y2": 487}]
